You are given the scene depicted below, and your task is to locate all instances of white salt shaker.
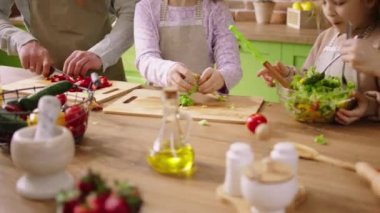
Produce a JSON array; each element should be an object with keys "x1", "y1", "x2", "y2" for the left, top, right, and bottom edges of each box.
[
  {"x1": 270, "y1": 142, "x2": 298, "y2": 174},
  {"x1": 224, "y1": 142, "x2": 254, "y2": 196}
]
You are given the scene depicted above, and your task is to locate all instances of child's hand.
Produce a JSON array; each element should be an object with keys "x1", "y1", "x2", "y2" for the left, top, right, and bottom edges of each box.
[
  {"x1": 257, "y1": 62, "x2": 289, "y2": 87},
  {"x1": 335, "y1": 92, "x2": 369, "y2": 125},
  {"x1": 340, "y1": 39, "x2": 380, "y2": 77},
  {"x1": 168, "y1": 63, "x2": 197, "y2": 92},
  {"x1": 198, "y1": 67, "x2": 225, "y2": 94}
]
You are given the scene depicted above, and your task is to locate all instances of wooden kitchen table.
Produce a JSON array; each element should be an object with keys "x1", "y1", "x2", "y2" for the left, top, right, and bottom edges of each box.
[{"x1": 1, "y1": 66, "x2": 380, "y2": 213}]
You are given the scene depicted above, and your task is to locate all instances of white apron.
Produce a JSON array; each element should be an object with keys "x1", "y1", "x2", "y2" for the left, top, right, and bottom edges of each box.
[{"x1": 159, "y1": 0, "x2": 210, "y2": 74}]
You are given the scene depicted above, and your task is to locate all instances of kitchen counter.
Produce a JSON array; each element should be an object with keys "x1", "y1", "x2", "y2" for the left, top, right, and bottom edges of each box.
[
  {"x1": 1, "y1": 66, "x2": 380, "y2": 212},
  {"x1": 236, "y1": 22, "x2": 321, "y2": 45}
]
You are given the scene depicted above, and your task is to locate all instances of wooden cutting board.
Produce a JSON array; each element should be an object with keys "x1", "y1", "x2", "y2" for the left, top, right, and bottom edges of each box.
[
  {"x1": 2, "y1": 75, "x2": 142, "y2": 103},
  {"x1": 103, "y1": 89, "x2": 264, "y2": 124}
]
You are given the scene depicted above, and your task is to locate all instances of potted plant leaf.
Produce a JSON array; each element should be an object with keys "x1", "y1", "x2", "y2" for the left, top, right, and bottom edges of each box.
[{"x1": 253, "y1": 0, "x2": 275, "y2": 24}]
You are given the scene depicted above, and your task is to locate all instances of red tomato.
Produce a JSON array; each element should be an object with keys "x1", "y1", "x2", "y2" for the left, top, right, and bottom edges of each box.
[
  {"x1": 56, "y1": 94, "x2": 67, "y2": 106},
  {"x1": 246, "y1": 114, "x2": 268, "y2": 133},
  {"x1": 65, "y1": 105, "x2": 88, "y2": 127},
  {"x1": 68, "y1": 124, "x2": 86, "y2": 139},
  {"x1": 4, "y1": 103, "x2": 23, "y2": 112},
  {"x1": 77, "y1": 78, "x2": 91, "y2": 88},
  {"x1": 99, "y1": 76, "x2": 111, "y2": 88}
]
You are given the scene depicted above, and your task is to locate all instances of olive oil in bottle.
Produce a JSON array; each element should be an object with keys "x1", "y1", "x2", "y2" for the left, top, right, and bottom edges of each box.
[{"x1": 147, "y1": 87, "x2": 195, "y2": 177}]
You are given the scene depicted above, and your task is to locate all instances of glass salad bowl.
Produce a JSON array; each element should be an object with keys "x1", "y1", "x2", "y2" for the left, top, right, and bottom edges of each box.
[{"x1": 276, "y1": 68, "x2": 357, "y2": 123}]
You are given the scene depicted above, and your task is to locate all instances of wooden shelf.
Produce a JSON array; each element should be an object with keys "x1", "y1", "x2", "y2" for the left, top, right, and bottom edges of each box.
[{"x1": 236, "y1": 22, "x2": 321, "y2": 44}]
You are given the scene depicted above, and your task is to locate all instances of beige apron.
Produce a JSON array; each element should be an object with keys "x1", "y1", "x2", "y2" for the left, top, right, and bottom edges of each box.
[
  {"x1": 159, "y1": 0, "x2": 210, "y2": 74},
  {"x1": 29, "y1": 0, "x2": 126, "y2": 81},
  {"x1": 315, "y1": 33, "x2": 358, "y2": 87}
]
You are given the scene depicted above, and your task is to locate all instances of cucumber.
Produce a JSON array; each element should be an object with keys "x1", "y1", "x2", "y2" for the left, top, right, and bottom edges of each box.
[
  {"x1": 0, "y1": 109, "x2": 27, "y2": 133},
  {"x1": 19, "y1": 80, "x2": 73, "y2": 111}
]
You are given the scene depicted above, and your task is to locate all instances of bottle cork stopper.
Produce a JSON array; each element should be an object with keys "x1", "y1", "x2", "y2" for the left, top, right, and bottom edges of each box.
[
  {"x1": 243, "y1": 158, "x2": 293, "y2": 183},
  {"x1": 163, "y1": 87, "x2": 178, "y2": 99}
]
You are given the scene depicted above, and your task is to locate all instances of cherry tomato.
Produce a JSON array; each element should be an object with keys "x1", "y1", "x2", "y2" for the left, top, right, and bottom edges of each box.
[
  {"x1": 77, "y1": 78, "x2": 91, "y2": 88},
  {"x1": 4, "y1": 103, "x2": 23, "y2": 113},
  {"x1": 56, "y1": 94, "x2": 67, "y2": 106},
  {"x1": 65, "y1": 105, "x2": 88, "y2": 127},
  {"x1": 68, "y1": 124, "x2": 86, "y2": 139},
  {"x1": 246, "y1": 114, "x2": 267, "y2": 133},
  {"x1": 4, "y1": 103, "x2": 27, "y2": 120},
  {"x1": 99, "y1": 76, "x2": 111, "y2": 88}
]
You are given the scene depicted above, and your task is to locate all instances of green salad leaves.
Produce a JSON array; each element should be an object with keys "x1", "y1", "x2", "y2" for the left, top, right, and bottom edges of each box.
[{"x1": 285, "y1": 67, "x2": 356, "y2": 122}]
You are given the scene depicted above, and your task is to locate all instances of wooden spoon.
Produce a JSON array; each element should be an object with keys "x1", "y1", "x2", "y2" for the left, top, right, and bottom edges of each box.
[
  {"x1": 291, "y1": 143, "x2": 355, "y2": 171},
  {"x1": 292, "y1": 143, "x2": 380, "y2": 198},
  {"x1": 356, "y1": 162, "x2": 380, "y2": 198}
]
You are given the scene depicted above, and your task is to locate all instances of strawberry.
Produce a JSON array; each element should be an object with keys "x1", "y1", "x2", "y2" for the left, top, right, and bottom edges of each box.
[
  {"x1": 73, "y1": 204, "x2": 94, "y2": 213},
  {"x1": 62, "y1": 199, "x2": 80, "y2": 213},
  {"x1": 104, "y1": 194, "x2": 129, "y2": 213},
  {"x1": 88, "y1": 192, "x2": 111, "y2": 213},
  {"x1": 56, "y1": 189, "x2": 80, "y2": 213},
  {"x1": 76, "y1": 170, "x2": 111, "y2": 200},
  {"x1": 77, "y1": 181, "x2": 95, "y2": 197},
  {"x1": 115, "y1": 182, "x2": 142, "y2": 213}
]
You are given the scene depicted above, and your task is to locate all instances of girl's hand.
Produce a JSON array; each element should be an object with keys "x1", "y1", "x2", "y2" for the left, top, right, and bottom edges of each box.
[
  {"x1": 340, "y1": 39, "x2": 380, "y2": 77},
  {"x1": 198, "y1": 67, "x2": 225, "y2": 94},
  {"x1": 257, "y1": 62, "x2": 289, "y2": 87},
  {"x1": 167, "y1": 63, "x2": 196, "y2": 92},
  {"x1": 335, "y1": 92, "x2": 369, "y2": 125}
]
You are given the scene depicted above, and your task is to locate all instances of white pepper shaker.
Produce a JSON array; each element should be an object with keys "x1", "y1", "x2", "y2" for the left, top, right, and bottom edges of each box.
[
  {"x1": 224, "y1": 142, "x2": 254, "y2": 196},
  {"x1": 270, "y1": 142, "x2": 298, "y2": 174}
]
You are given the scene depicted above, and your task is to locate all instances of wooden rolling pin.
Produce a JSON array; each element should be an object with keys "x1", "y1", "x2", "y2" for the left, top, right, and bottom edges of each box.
[{"x1": 292, "y1": 143, "x2": 380, "y2": 198}]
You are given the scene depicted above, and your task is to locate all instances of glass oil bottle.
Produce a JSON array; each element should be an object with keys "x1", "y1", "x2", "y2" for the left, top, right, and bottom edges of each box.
[{"x1": 147, "y1": 87, "x2": 195, "y2": 177}]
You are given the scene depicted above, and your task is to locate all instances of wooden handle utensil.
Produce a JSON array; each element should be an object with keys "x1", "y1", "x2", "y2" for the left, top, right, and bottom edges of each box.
[
  {"x1": 263, "y1": 61, "x2": 289, "y2": 88},
  {"x1": 292, "y1": 143, "x2": 380, "y2": 198},
  {"x1": 355, "y1": 162, "x2": 380, "y2": 198},
  {"x1": 291, "y1": 143, "x2": 355, "y2": 171}
]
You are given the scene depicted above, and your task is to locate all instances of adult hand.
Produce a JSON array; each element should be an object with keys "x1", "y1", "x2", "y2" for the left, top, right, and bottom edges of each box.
[
  {"x1": 18, "y1": 41, "x2": 53, "y2": 77},
  {"x1": 167, "y1": 63, "x2": 196, "y2": 92},
  {"x1": 63, "y1": 51, "x2": 102, "y2": 77},
  {"x1": 257, "y1": 62, "x2": 290, "y2": 87},
  {"x1": 340, "y1": 38, "x2": 380, "y2": 77},
  {"x1": 198, "y1": 67, "x2": 225, "y2": 94},
  {"x1": 335, "y1": 92, "x2": 369, "y2": 125}
]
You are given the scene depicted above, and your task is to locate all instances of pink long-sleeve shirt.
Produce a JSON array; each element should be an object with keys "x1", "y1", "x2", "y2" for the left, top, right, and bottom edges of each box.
[{"x1": 134, "y1": 0, "x2": 242, "y2": 90}]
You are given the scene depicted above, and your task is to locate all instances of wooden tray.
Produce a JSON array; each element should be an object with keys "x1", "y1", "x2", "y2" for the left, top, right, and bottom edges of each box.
[
  {"x1": 216, "y1": 184, "x2": 307, "y2": 213},
  {"x1": 2, "y1": 76, "x2": 141, "y2": 103},
  {"x1": 103, "y1": 89, "x2": 264, "y2": 124}
]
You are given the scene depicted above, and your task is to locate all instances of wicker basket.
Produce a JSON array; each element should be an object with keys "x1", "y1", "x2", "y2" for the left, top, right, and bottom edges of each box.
[{"x1": 0, "y1": 85, "x2": 93, "y2": 150}]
